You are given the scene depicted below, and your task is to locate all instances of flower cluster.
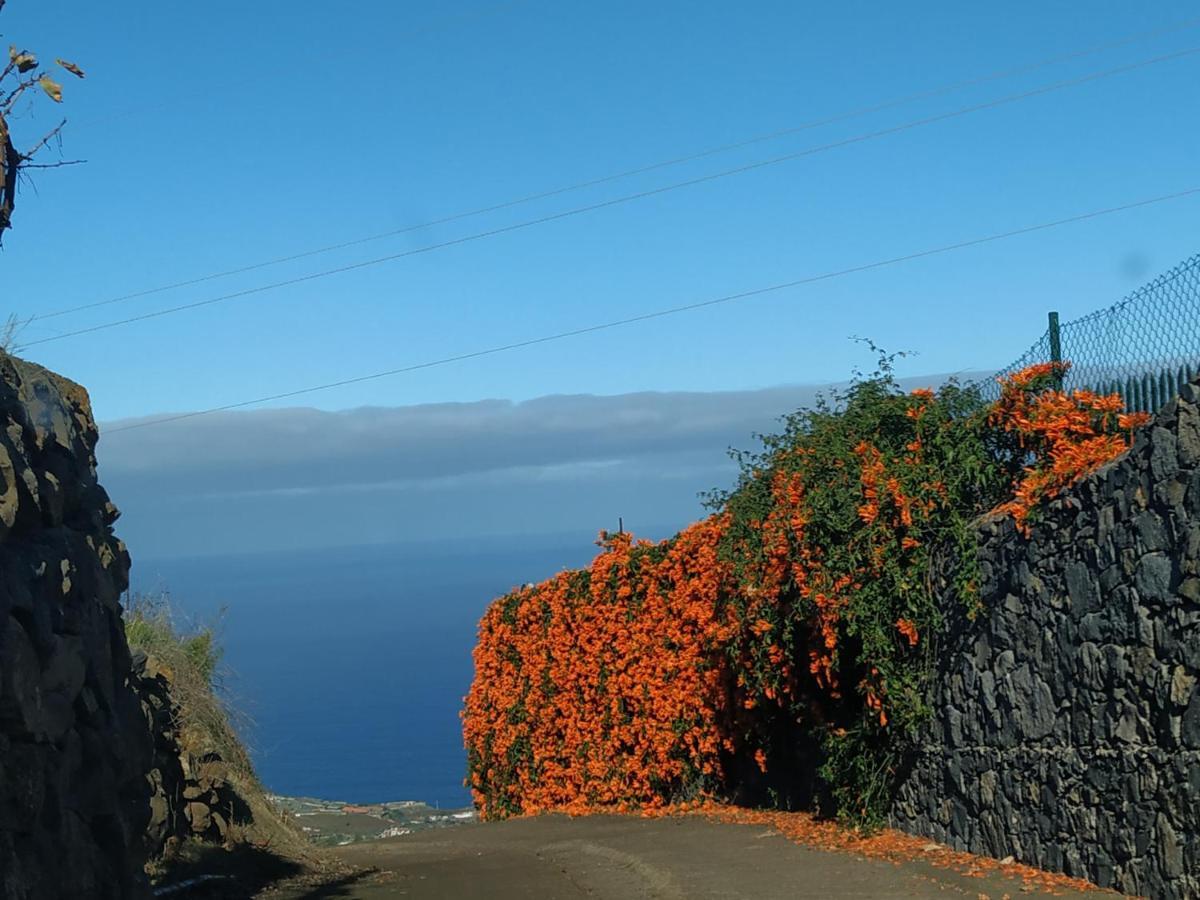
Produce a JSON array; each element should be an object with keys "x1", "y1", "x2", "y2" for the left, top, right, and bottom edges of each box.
[
  {"x1": 990, "y1": 362, "x2": 1150, "y2": 532},
  {"x1": 463, "y1": 519, "x2": 736, "y2": 818},
  {"x1": 464, "y1": 360, "x2": 1147, "y2": 824}
]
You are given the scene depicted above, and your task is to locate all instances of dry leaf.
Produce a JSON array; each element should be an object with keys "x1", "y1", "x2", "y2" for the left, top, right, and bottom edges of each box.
[
  {"x1": 38, "y1": 74, "x2": 63, "y2": 103},
  {"x1": 55, "y1": 59, "x2": 85, "y2": 79},
  {"x1": 9, "y1": 46, "x2": 38, "y2": 73}
]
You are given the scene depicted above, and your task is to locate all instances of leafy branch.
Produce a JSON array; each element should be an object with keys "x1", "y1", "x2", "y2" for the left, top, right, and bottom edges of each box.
[{"x1": 0, "y1": 27, "x2": 87, "y2": 243}]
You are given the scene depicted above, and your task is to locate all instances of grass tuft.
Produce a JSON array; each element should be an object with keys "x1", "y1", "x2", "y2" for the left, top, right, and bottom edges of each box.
[{"x1": 124, "y1": 591, "x2": 255, "y2": 782}]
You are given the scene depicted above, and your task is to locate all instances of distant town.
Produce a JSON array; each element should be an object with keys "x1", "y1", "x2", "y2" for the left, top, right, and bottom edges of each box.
[{"x1": 268, "y1": 796, "x2": 476, "y2": 847}]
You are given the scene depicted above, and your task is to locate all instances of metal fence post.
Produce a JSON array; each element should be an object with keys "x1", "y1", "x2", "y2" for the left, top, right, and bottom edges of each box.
[
  {"x1": 1048, "y1": 311, "x2": 1063, "y2": 388},
  {"x1": 969, "y1": 253, "x2": 1200, "y2": 406}
]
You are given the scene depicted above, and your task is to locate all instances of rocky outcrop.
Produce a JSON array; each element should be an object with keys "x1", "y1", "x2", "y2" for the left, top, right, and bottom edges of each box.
[
  {"x1": 134, "y1": 651, "x2": 246, "y2": 858},
  {"x1": 135, "y1": 650, "x2": 185, "y2": 856},
  {"x1": 893, "y1": 379, "x2": 1200, "y2": 899},
  {"x1": 0, "y1": 355, "x2": 150, "y2": 899}
]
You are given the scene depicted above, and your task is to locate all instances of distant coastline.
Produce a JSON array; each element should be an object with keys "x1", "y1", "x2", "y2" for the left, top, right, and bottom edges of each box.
[{"x1": 270, "y1": 795, "x2": 476, "y2": 847}]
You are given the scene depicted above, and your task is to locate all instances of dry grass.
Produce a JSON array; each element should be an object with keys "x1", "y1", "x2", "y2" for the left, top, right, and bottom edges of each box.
[
  {"x1": 124, "y1": 592, "x2": 322, "y2": 874},
  {"x1": 125, "y1": 592, "x2": 256, "y2": 782},
  {"x1": 0, "y1": 314, "x2": 32, "y2": 352}
]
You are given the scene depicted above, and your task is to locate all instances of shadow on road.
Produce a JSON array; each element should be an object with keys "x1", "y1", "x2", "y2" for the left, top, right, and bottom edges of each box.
[{"x1": 150, "y1": 842, "x2": 377, "y2": 899}]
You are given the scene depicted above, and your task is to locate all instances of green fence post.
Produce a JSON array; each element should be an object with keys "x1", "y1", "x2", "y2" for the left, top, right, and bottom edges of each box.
[{"x1": 1048, "y1": 311, "x2": 1063, "y2": 388}]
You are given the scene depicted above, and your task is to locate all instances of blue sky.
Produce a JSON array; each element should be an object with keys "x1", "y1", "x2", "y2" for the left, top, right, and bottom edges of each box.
[{"x1": 2, "y1": 0, "x2": 1199, "y2": 421}]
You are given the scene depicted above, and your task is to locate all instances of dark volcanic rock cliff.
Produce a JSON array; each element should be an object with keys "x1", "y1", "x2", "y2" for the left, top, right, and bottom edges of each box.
[
  {"x1": 893, "y1": 379, "x2": 1200, "y2": 899},
  {"x1": 0, "y1": 355, "x2": 150, "y2": 899}
]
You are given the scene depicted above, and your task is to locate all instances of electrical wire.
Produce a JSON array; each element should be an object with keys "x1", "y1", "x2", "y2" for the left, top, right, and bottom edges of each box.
[
  {"x1": 103, "y1": 185, "x2": 1200, "y2": 434},
  {"x1": 22, "y1": 44, "x2": 1200, "y2": 351},
  {"x1": 31, "y1": 16, "x2": 1200, "y2": 324}
]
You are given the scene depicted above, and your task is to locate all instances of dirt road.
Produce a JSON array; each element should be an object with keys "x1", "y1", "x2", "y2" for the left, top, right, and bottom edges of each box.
[{"x1": 275, "y1": 815, "x2": 1116, "y2": 900}]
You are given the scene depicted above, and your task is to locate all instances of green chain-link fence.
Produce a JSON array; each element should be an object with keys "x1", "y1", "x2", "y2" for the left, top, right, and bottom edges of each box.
[{"x1": 975, "y1": 252, "x2": 1200, "y2": 412}]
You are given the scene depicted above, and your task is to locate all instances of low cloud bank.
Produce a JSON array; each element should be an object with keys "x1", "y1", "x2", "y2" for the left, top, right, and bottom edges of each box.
[{"x1": 98, "y1": 378, "x2": 973, "y2": 558}]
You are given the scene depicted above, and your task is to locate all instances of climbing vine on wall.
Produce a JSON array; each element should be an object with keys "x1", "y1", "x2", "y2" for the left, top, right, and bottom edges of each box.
[
  {"x1": 463, "y1": 355, "x2": 1147, "y2": 826},
  {"x1": 990, "y1": 362, "x2": 1150, "y2": 533}
]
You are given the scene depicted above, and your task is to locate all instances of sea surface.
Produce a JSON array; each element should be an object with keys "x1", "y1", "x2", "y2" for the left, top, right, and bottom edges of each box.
[{"x1": 128, "y1": 534, "x2": 633, "y2": 808}]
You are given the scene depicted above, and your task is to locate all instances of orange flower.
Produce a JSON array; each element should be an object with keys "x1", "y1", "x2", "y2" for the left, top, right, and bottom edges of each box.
[
  {"x1": 990, "y1": 362, "x2": 1144, "y2": 534},
  {"x1": 1119, "y1": 411, "x2": 1150, "y2": 431},
  {"x1": 896, "y1": 618, "x2": 919, "y2": 646},
  {"x1": 463, "y1": 517, "x2": 738, "y2": 819}
]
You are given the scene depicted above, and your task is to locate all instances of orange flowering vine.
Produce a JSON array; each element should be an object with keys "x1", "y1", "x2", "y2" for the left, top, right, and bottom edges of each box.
[
  {"x1": 463, "y1": 519, "x2": 739, "y2": 818},
  {"x1": 989, "y1": 362, "x2": 1150, "y2": 533},
  {"x1": 464, "y1": 356, "x2": 1150, "y2": 826}
]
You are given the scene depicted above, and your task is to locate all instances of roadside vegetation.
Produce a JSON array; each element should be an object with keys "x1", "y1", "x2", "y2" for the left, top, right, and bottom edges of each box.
[
  {"x1": 464, "y1": 353, "x2": 1148, "y2": 827},
  {"x1": 124, "y1": 593, "x2": 324, "y2": 887},
  {"x1": 125, "y1": 592, "x2": 256, "y2": 784}
]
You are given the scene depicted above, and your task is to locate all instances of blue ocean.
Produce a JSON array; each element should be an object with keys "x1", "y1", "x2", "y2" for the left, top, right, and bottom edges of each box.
[{"x1": 127, "y1": 535, "x2": 623, "y2": 808}]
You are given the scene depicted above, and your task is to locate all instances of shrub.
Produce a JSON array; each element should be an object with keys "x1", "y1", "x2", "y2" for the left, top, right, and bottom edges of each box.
[
  {"x1": 464, "y1": 519, "x2": 734, "y2": 819},
  {"x1": 464, "y1": 354, "x2": 1146, "y2": 825},
  {"x1": 713, "y1": 353, "x2": 1005, "y2": 825},
  {"x1": 126, "y1": 595, "x2": 221, "y2": 685}
]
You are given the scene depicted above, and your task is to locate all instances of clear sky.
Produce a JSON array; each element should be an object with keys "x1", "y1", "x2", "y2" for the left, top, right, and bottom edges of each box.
[{"x1": 2, "y1": 0, "x2": 1198, "y2": 421}]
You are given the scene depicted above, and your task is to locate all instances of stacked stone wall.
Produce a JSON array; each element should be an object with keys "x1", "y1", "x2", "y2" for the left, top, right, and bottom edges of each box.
[
  {"x1": 0, "y1": 356, "x2": 150, "y2": 899},
  {"x1": 135, "y1": 650, "x2": 246, "y2": 858},
  {"x1": 893, "y1": 380, "x2": 1200, "y2": 898}
]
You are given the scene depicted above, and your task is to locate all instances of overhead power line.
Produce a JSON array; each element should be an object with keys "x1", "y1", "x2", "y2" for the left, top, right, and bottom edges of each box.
[
  {"x1": 103, "y1": 185, "x2": 1200, "y2": 435},
  {"x1": 30, "y1": 17, "x2": 1200, "y2": 325},
  {"x1": 22, "y1": 45, "x2": 1200, "y2": 352}
]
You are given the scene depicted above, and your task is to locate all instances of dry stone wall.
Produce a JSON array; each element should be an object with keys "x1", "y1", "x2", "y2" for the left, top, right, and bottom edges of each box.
[
  {"x1": 0, "y1": 355, "x2": 150, "y2": 899},
  {"x1": 134, "y1": 650, "x2": 245, "y2": 858},
  {"x1": 893, "y1": 379, "x2": 1200, "y2": 899}
]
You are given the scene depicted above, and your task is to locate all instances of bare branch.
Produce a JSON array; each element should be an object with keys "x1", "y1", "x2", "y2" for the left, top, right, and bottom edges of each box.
[
  {"x1": 19, "y1": 159, "x2": 84, "y2": 170},
  {"x1": 20, "y1": 118, "x2": 66, "y2": 159},
  {"x1": 1, "y1": 74, "x2": 42, "y2": 114},
  {"x1": 0, "y1": 7, "x2": 83, "y2": 244}
]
